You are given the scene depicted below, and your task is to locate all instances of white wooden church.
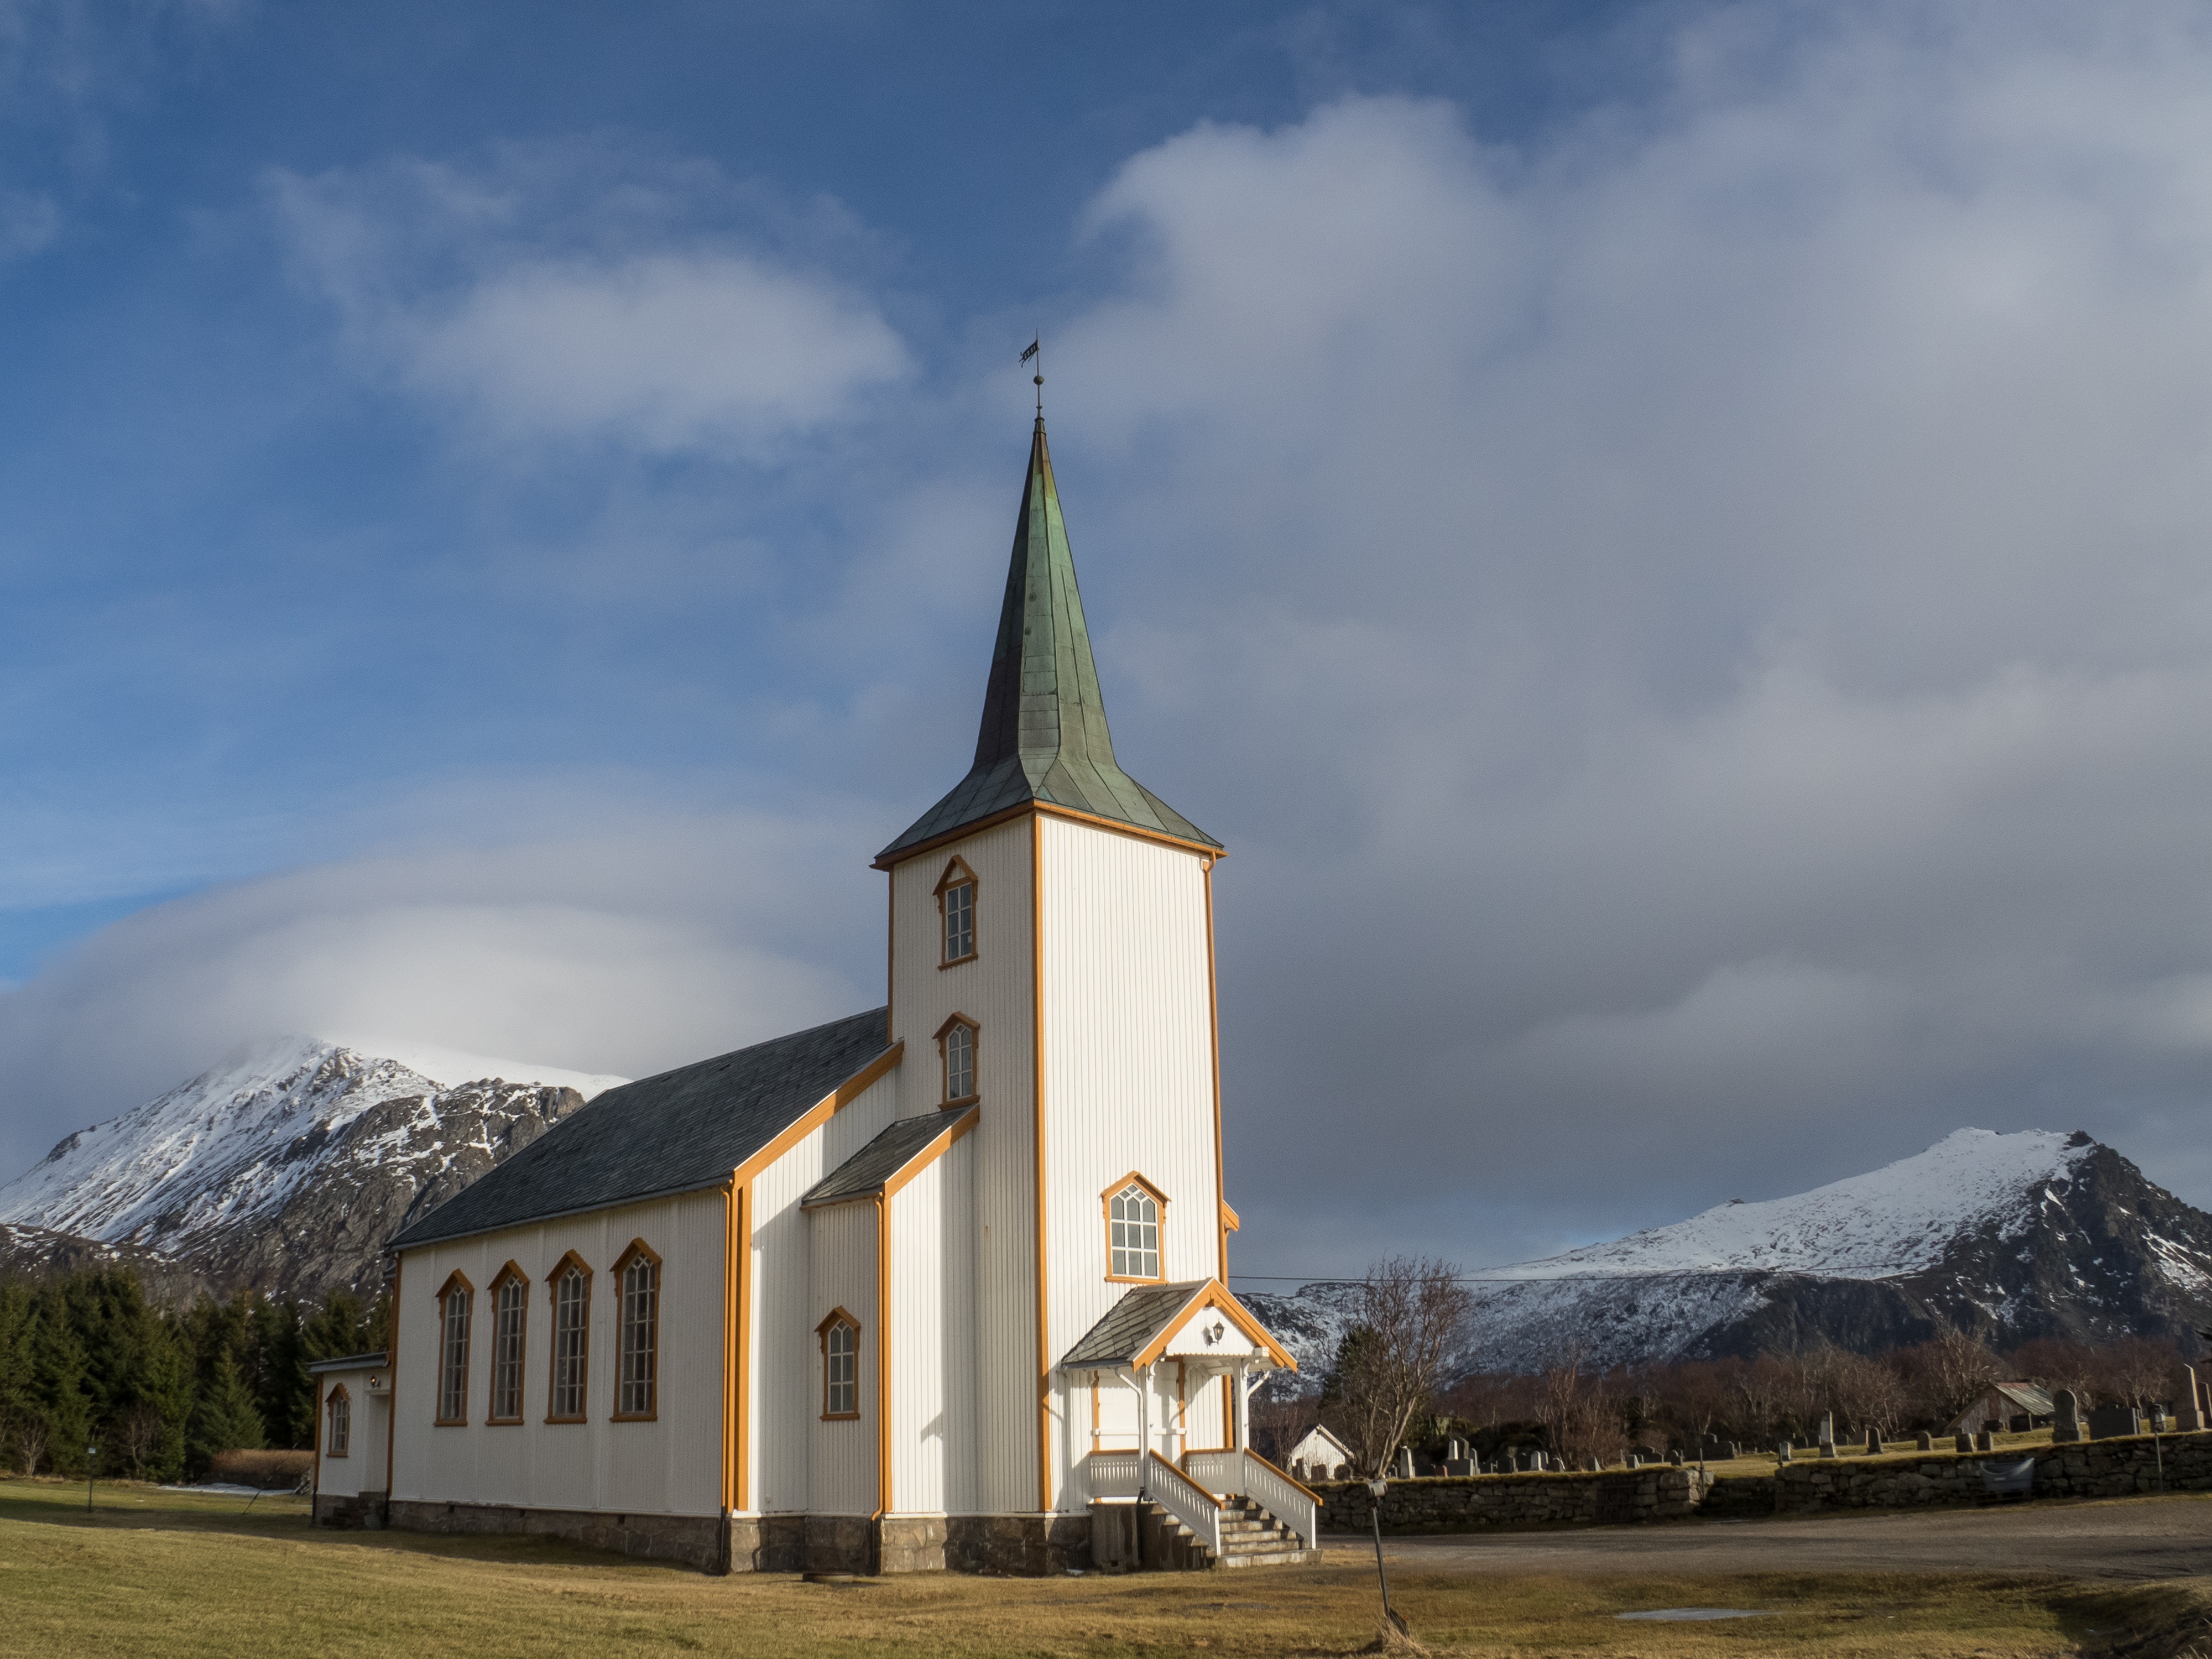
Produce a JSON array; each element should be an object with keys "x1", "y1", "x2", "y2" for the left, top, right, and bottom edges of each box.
[{"x1": 308, "y1": 416, "x2": 1313, "y2": 1575}]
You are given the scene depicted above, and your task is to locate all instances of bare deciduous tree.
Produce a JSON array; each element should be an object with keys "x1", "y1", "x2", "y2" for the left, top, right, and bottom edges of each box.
[
  {"x1": 1327, "y1": 1257, "x2": 1473, "y2": 1475},
  {"x1": 16, "y1": 1416, "x2": 48, "y2": 1478}
]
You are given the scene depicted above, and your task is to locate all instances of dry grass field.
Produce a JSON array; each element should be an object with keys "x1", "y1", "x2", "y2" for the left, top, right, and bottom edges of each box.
[{"x1": 0, "y1": 1477, "x2": 2205, "y2": 1658}]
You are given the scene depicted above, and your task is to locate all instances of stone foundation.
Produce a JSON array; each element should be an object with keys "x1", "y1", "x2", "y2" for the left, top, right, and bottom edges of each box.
[
  {"x1": 313, "y1": 1490, "x2": 387, "y2": 1530},
  {"x1": 385, "y1": 1502, "x2": 1088, "y2": 1577},
  {"x1": 945, "y1": 1512, "x2": 1093, "y2": 1575},
  {"x1": 386, "y1": 1499, "x2": 729, "y2": 1573}
]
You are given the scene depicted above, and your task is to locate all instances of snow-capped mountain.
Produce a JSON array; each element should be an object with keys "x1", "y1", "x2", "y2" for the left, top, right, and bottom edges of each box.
[
  {"x1": 0, "y1": 1036, "x2": 628, "y2": 1301},
  {"x1": 1244, "y1": 1129, "x2": 2212, "y2": 1383}
]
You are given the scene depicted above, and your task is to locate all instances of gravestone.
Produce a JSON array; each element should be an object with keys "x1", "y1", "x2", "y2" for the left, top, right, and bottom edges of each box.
[
  {"x1": 1917, "y1": 1431, "x2": 1934, "y2": 1452},
  {"x1": 1396, "y1": 1447, "x2": 1416, "y2": 1479},
  {"x1": 1818, "y1": 1412, "x2": 1834, "y2": 1444},
  {"x1": 1625, "y1": 1454, "x2": 1639, "y2": 1469},
  {"x1": 1975, "y1": 1428, "x2": 1994, "y2": 1453},
  {"x1": 1954, "y1": 1432, "x2": 1973, "y2": 1454},
  {"x1": 1520, "y1": 1452, "x2": 1536, "y2": 1472},
  {"x1": 1670, "y1": 1449, "x2": 1683, "y2": 1466},
  {"x1": 1723, "y1": 1440, "x2": 1739, "y2": 1459},
  {"x1": 2086, "y1": 1405, "x2": 2141, "y2": 1440},
  {"x1": 2052, "y1": 1389, "x2": 2083, "y2": 1444},
  {"x1": 1448, "y1": 1438, "x2": 1464, "y2": 1462},
  {"x1": 2151, "y1": 1405, "x2": 2169, "y2": 1434},
  {"x1": 2183, "y1": 1366, "x2": 2206, "y2": 1432},
  {"x1": 1866, "y1": 1427, "x2": 1882, "y2": 1453},
  {"x1": 1588, "y1": 1457, "x2": 1601, "y2": 1472},
  {"x1": 1777, "y1": 1442, "x2": 1792, "y2": 1464}
]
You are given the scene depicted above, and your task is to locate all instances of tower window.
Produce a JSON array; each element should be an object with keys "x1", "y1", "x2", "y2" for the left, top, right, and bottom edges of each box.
[
  {"x1": 937, "y1": 1014, "x2": 978, "y2": 1105},
  {"x1": 819, "y1": 1310, "x2": 860, "y2": 1418},
  {"x1": 436, "y1": 1274, "x2": 473, "y2": 1425},
  {"x1": 1107, "y1": 1179, "x2": 1164, "y2": 1281},
  {"x1": 547, "y1": 1254, "x2": 591, "y2": 1422},
  {"x1": 936, "y1": 857, "x2": 979, "y2": 966}
]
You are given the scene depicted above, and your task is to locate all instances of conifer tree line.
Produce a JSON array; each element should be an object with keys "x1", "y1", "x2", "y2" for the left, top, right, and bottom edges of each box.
[{"x1": 0, "y1": 1267, "x2": 387, "y2": 1481}]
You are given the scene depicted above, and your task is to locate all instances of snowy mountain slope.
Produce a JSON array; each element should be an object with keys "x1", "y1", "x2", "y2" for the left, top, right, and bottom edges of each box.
[
  {"x1": 0, "y1": 1036, "x2": 630, "y2": 1301},
  {"x1": 1493, "y1": 1129, "x2": 2089, "y2": 1281},
  {"x1": 1244, "y1": 1128, "x2": 2212, "y2": 1384}
]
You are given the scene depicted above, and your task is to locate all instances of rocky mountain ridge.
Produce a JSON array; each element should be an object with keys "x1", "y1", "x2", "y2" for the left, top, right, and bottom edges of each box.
[
  {"x1": 1243, "y1": 1129, "x2": 2212, "y2": 1385},
  {"x1": 0, "y1": 1037, "x2": 627, "y2": 1302}
]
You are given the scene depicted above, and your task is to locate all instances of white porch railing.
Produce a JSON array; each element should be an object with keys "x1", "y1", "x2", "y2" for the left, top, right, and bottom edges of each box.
[
  {"x1": 1146, "y1": 1451, "x2": 1223, "y2": 1558},
  {"x1": 1088, "y1": 1449, "x2": 1143, "y2": 1499},
  {"x1": 1179, "y1": 1449, "x2": 1319, "y2": 1548}
]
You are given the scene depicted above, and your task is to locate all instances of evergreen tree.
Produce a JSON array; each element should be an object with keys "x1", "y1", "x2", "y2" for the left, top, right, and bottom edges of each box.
[
  {"x1": 0, "y1": 1284, "x2": 33, "y2": 1470},
  {"x1": 26, "y1": 1292, "x2": 92, "y2": 1477},
  {"x1": 186, "y1": 1348, "x2": 264, "y2": 1474}
]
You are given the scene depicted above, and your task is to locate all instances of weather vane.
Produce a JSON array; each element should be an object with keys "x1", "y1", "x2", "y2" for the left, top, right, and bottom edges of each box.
[{"x1": 1021, "y1": 334, "x2": 1041, "y2": 418}]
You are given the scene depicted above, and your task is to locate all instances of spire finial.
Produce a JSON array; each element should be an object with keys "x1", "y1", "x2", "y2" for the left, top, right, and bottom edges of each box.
[{"x1": 1021, "y1": 333, "x2": 1042, "y2": 421}]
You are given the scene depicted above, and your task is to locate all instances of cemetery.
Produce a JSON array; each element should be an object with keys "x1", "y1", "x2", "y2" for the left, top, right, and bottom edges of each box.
[{"x1": 1307, "y1": 1389, "x2": 2212, "y2": 1535}]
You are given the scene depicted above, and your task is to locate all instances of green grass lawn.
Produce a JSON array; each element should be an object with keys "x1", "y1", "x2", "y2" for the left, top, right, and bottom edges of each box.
[{"x1": 0, "y1": 1476, "x2": 2198, "y2": 1657}]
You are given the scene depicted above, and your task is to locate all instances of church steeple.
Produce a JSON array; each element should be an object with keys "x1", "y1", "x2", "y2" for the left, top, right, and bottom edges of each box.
[{"x1": 876, "y1": 419, "x2": 1219, "y2": 865}]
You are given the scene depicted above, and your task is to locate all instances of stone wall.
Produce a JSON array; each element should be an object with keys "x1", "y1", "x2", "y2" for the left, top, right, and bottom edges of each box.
[
  {"x1": 1316, "y1": 1467, "x2": 1711, "y2": 1533},
  {"x1": 1774, "y1": 1430, "x2": 2212, "y2": 1513},
  {"x1": 386, "y1": 1499, "x2": 727, "y2": 1573},
  {"x1": 312, "y1": 1490, "x2": 387, "y2": 1530}
]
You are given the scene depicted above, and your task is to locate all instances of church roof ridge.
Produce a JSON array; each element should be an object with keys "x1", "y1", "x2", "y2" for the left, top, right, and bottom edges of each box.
[
  {"x1": 875, "y1": 419, "x2": 1219, "y2": 866},
  {"x1": 389, "y1": 1007, "x2": 894, "y2": 1251}
]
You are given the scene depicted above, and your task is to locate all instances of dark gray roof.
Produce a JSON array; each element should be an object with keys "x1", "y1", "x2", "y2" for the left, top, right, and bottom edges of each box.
[
  {"x1": 801, "y1": 1107, "x2": 975, "y2": 1208},
  {"x1": 389, "y1": 1008, "x2": 894, "y2": 1250},
  {"x1": 1060, "y1": 1281, "x2": 1210, "y2": 1369},
  {"x1": 307, "y1": 1350, "x2": 388, "y2": 1374},
  {"x1": 877, "y1": 420, "x2": 1219, "y2": 866}
]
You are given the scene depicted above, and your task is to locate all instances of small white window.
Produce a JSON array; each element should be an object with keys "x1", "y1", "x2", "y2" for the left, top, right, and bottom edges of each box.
[
  {"x1": 822, "y1": 1315, "x2": 859, "y2": 1418},
  {"x1": 1109, "y1": 1183, "x2": 1161, "y2": 1280},
  {"x1": 937, "y1": 858, "x2": 978, "y2": 964},
  {"x1": 326, "y1": 1388, "x2": 351, "y2": 1458},
  {"x1": 945, "y1": 1022, "x2": 975, "y2": 1103},
  {"x1": 944, "y1": 882, "x2": 974, "y2": 962}
]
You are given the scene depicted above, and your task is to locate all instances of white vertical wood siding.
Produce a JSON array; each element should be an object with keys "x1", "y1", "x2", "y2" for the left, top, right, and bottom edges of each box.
[
  {"x1": 889, "y1": 815, "x2": 1036, "y2": 1515},
  {"x1": 1038, "y1": 815, "x2": 1223, "y2": 1508},
  {"x1": 806, "y1": 1198, "x2": 878, "y2": 1516},
  {"x1": 388, "y1": 1189, "x2": 726, "y2": 1517},
  {"x1": 886, "y1": 1135, "x2": 977, "y2": 1515},
  {"x1": 745, "y1": 1067, "x2": 898, "y2": 1514}
]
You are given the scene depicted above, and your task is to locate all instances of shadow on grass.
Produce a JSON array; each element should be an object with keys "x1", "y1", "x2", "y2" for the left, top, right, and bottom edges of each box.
[{"x1": 0, "y1": 1477, "x2": 658, "y2": 1572}]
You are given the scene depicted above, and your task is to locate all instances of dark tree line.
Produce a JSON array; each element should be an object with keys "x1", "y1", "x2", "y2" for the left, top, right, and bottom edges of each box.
[{"x1": 0, "y1": 1267, "x2": 385, "y2": 1482}]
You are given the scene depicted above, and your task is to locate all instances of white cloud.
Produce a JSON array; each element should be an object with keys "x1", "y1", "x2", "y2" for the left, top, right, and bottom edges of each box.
[
  {"x1": 0, "y1": 805, "x2": 877, "y2": 1173},
  {"x1": 1022, "y1": 8, "x2": 2212, "y2": 1270},
  {"x1": 266, "y1": 150, "x2": 910, "y2": 457}
]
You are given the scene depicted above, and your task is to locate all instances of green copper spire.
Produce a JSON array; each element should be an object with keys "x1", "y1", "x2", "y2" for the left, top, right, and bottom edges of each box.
[{"x1": 877, "y1": 418, "x2": 1218, "y2": 864}]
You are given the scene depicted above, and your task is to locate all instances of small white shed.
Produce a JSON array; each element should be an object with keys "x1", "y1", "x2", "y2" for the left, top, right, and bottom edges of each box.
[
  {"x1": 310, "y1": 1350, "x2": 391, "y2": 1527},
  {"x1": 1284, "y1": 1423, "x2": 1354, "y2": 1482}
]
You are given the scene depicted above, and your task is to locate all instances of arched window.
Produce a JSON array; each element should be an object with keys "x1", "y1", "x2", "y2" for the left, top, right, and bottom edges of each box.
[
  {"x1": 936, "y1": 1013, "x2": 978, "y2": 1106},
  {"x1": 936, "y1": 856, "x2": 978, "y2": 966},
  {"x1": 1105, "y1": 1177, "x2": 1165, "y2": 1281},
  {"x1": 435, "y1": 1272, "x2": 474, "y2": 1425},
  {"x1": 546, "y1": 1253, "x2": 592, "y2": 1422},
  {"x1": 818, "y1": 1308, "x2": 860, "y2": 1419},
  {"x1": 488, "y1": 1264, "x2": 529, "y2": 1424},
  {"x1": 325, "y1": 1385, "x2": 351, "y2": 1458},
  {"x1": 613, "y1": 1241, "x2": 661, "y2": 1420}
]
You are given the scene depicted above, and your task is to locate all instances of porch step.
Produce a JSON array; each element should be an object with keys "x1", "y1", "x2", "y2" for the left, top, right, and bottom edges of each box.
[{"x1": 1125, "y1": 1496, "x2": 1317, "y2": 1572}]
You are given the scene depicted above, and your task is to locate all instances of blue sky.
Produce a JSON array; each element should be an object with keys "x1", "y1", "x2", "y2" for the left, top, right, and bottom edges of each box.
[{"x1": 7, "y1": 1, "x2": 2212, "y2": 1277}]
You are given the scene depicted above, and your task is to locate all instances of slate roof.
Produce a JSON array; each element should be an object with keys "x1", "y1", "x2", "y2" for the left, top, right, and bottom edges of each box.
[
  {"x1": 307, "y1": 1350, "x2": 388, "y2": 1374},
  {"x1": 389, "y1": 1008, "x2": 895, "y2": 1250},
  {"x1": 800, "y1": 1106, "x2": 974, "y2": 1208},
  {"x1": 1994, "y1": 1381, "x2": 2058, "y2": 1417},
  {"x1": 877, "y1": 419, "x2": 1219, "y2": 866},
  {"x1": 1060, "y1": 1281, "x2": 1213, "y2": 1369}
]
